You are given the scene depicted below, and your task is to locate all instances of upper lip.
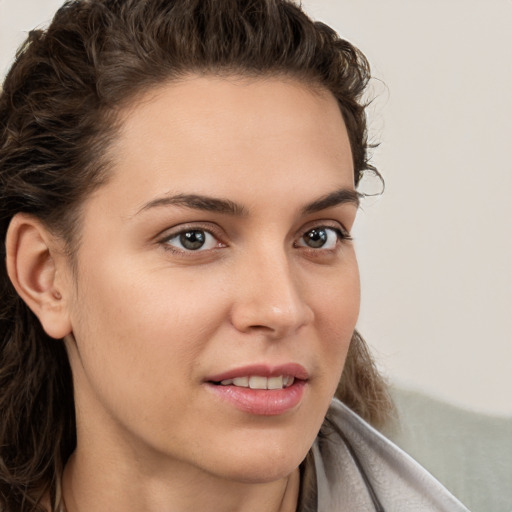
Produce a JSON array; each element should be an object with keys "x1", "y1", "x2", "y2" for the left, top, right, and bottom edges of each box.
[{"x1": 206, "y1": 363, "x2": 309, "y2": 383}]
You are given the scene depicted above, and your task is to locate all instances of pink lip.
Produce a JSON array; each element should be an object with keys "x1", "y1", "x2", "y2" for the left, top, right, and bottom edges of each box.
[
  {"x1": 206, "y1": 363, "x2": 309, "y2": 383},
  {"x1": 204, "y1": 363, "x2": 309, "y2": 416}
]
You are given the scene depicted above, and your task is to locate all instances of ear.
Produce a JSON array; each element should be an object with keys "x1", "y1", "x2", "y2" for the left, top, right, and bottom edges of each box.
[{"x1": 5, "y1": 213, "x2": 72, "y2": 339}]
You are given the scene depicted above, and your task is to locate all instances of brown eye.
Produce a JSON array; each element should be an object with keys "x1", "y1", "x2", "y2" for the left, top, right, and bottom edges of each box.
[
  {"x1": 165, "y1": 229, "x2": 218, "y2": 251},
  {"x1": 298, "y1": 227, "x2": 340, "y2": 249},
  {"x1": 180, "y1": 230, "x2": 206, "y2": 250}
]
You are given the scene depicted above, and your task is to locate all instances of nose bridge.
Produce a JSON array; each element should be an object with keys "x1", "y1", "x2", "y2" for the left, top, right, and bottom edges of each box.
[{"x1": 231, "y1": 243, "x2": 313, "y2": 337}]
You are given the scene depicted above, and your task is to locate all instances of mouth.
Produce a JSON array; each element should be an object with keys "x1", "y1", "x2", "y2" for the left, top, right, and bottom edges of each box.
[
  {"x1": 205, "y1": 364, "x2": 308, "y2": 416},
  {"x1": 214, "y1": 375, "x2": 296, "y2": 390}
]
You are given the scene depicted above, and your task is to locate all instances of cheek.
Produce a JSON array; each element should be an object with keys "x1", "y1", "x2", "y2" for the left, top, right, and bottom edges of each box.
[
  {"x1": 310, "y1": 258, "x2": 360, "y2": 380},
  {"x1": 312, "y1": 252, "x2": 360, "y2": 323},
  {"x1": 66, "y1": 262, "x2": 231, "y2": 448},
  {"x1": 70, "y1": 251, "x2": 238, "y2": 390}
]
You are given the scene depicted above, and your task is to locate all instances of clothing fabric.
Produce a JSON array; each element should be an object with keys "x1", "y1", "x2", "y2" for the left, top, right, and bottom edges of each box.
[{"x1": 310, "y1": 399, "x2": 471, "y2": 511}]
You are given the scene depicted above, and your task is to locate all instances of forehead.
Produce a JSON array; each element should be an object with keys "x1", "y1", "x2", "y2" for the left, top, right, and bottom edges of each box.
[{"x1": 96, "y1": 75, "x2": 354, "y2": 215}]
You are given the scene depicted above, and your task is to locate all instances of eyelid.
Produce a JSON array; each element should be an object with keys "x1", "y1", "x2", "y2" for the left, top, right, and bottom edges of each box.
[{"x1": 157, "y1": 221, "x2": 224, "y2": 239}]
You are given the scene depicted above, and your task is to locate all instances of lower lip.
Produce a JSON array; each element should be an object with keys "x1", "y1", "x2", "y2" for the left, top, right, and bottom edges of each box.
[{"x1": 205, "y1": 380, "x2": 307, "y2": 416}]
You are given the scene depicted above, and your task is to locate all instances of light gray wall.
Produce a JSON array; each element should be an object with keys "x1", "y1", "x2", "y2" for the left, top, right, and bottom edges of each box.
[
  {"x1": 303, "y1": 0, "x2": 512, "y2": 415},
  {"x1": 0, "y1": 0, "x2": 64, "y2": 78},
  {"x1": 2, "y1": 0, "x2": 511, "y2": 415}
]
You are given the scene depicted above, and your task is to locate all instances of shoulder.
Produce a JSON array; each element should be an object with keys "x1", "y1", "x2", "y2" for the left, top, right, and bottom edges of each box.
[{"x1": 311, "y1": 399, "x2": 471, "y2": 512}]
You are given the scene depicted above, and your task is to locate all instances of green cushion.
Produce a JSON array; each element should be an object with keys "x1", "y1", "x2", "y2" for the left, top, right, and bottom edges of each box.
[{"x1": 384, "y1": 387, "x2": 512, "y2": 512}]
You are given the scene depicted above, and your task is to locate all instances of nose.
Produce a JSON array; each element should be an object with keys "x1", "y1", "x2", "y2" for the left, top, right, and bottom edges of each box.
[{"x1": 229, "y1": 251, "x2": 314, "y2": 339}]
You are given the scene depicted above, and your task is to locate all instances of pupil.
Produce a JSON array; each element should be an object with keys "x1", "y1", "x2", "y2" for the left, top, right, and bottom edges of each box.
[
  {"x1": 180, "y1": 230, "x2": 206, "y2": 250},
  {"x1": 305, "y1": 228, "x2": 327, "y2": 248}
]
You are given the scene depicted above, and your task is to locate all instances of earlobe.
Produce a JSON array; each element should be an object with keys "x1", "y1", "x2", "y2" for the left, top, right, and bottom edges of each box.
[{"x1": 5, "y1": 213, "x2": 72, "y2": 339}]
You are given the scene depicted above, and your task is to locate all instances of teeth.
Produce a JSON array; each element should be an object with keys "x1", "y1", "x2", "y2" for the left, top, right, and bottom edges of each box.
[
  {"x1": 249, "y1": 376, "x2": 267, "y2": 389},
  {"x1": 232, "y1": 376, "x2": 249, "y2": 387},
  {"x1": 267, "y1": 376, "x2": 283, "y2": 389},
  {"x1": 283, "y1": 376, "x2": 295, "y2": 387},
  {"x1": 219, "y1": 375, "x2": 294, "y2": 390}
]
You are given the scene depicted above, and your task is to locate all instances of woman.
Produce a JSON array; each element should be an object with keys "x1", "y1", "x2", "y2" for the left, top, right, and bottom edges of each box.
[{"x1": 0, "y1": 1, "x2": 470, "y2": 511}]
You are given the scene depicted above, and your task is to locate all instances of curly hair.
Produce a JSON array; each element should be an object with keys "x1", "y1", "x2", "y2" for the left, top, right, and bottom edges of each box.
[{"x1": 0, "y1": 1, "x2": 390, "y2": 510}]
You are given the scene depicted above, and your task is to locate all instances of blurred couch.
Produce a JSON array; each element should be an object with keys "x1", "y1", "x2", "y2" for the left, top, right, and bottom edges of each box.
[{"x1": 384, "y1": 387, "x2": 512, "y2": 512}]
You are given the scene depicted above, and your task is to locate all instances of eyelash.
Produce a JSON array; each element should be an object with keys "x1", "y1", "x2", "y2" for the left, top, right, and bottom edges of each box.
[
  {"x1": 159, "y1": 223, "x2": 226, "y2": 255},
  {"x1": 158, "y1": 223, "x2": 352, "y2": 255}
]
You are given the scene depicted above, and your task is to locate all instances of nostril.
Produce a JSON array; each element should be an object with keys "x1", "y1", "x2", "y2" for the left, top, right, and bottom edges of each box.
[{"x1": 248, "y1": 324, "x2": 273, "y2": 331}]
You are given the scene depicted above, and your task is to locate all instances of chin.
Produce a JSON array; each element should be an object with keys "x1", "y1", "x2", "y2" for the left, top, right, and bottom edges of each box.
[
  {"x1": 203, "y1": 435, "x2": 311, "y2": 484},
  {"x1": 216, "y1": 460, "x2": 302, "y2": 485}
]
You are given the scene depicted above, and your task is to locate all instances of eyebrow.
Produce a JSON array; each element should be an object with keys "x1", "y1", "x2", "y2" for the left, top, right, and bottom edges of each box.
[
  {"x1": 136, "y1": 188, "x2": 360, "y2": 217},
  {"x1": 137, "y1": 193, "x2": 248, "y2": 216},
  {"x1": 301, "y1": 188, "x2": 360, "y2": 214}
]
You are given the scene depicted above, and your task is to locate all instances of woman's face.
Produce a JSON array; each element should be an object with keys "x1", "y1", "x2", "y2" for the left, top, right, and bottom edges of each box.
[{"x1": 63, "y1": 75, "x2": 360, "y2": 483}]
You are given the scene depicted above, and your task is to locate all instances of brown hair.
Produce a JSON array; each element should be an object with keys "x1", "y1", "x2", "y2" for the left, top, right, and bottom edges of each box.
[{"x1": 0, "y1": 0, "x2": 390, "y2": 510}]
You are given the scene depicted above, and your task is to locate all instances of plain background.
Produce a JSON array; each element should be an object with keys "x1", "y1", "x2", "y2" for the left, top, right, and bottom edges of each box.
[{"x1": 1, "y1": 0, "x2": 511, "y2": 416}]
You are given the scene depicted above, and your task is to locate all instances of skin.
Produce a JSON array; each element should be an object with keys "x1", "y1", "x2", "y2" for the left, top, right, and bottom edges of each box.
[{"x1": 12, "y1": 76, "x2": 361, "y2": 511}]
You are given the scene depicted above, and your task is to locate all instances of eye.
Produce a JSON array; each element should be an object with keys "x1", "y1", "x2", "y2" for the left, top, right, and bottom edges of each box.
[
  {"x1": 296, "y1": 226, "x2": 346, "y2": 250},
  {"x1": 163, "y1": 229, "x2": 220, "y2": 251}
]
